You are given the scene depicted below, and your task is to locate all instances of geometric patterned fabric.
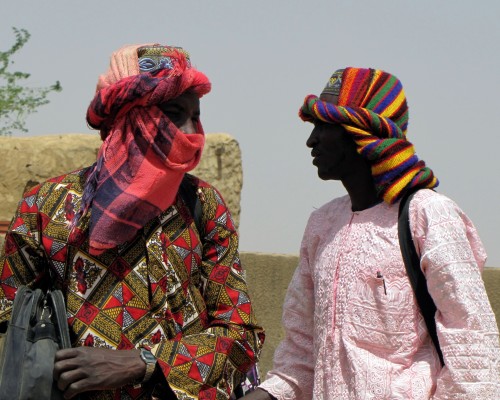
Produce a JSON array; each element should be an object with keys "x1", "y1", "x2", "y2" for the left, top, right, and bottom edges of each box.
[{"x1": 0, "y1": 168, "x2": 264, "y2": 400}]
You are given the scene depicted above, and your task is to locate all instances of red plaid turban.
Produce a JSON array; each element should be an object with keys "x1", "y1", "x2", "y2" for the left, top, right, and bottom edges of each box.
[{"x1": 72, "y1": 44, "x2": 211, "y2": 255}]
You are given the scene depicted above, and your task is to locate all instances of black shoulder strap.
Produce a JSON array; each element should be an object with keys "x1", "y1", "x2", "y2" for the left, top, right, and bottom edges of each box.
[
  {"x1": 178, "y1": 174, "x2": 203, "y2": 235},
  {"x1": 398, "y1": 190, "x2": 444, "y2": 366}
]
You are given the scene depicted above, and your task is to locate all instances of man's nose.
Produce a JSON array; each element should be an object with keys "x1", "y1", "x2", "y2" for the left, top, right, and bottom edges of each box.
[
  {"x1": 179, "y1": 119, "x2": 196, "y2": 134},
  {"x1": 306, "y1": 128, "x2": 318, "y2": 148}
]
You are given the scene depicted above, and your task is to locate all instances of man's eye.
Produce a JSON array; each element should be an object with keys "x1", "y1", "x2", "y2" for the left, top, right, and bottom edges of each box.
[
  {"x1": 158, "y1": 104, "x2": 181, "y2": 119},
  {"x1": 163, "y1": 110, "x2": 183, "y2": 122},
  {"x1": 166, "y1": 111, "x2": 180, "y2": 119}
]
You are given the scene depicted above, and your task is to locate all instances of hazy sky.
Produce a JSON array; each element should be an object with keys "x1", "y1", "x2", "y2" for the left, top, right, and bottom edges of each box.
[{"x1": 1, "y1": 1, "x2": 499, "y2": 266}]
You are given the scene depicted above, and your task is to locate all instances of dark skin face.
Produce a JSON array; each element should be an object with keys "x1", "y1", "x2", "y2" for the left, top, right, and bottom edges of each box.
[
  {"x1": 305, "y1": 93, "x2": 379, "y2": 212},
  {"x1": 53, "y1": 91, "x2": 202, "y2": 399},
  {"x1": 158, "y1": 91, "x2": 201, "y2": 134},
  {"x1": 306, "y1": 120, "x2": 363, "y2": 181},
  {"x1": 306, "y1": 92, "x2": 360, "y2": 181}
]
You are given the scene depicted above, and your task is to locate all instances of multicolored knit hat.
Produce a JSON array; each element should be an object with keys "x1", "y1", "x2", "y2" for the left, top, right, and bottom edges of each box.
[{"x1": 299, "y1": 67, "x2": 438, "y2": 204}]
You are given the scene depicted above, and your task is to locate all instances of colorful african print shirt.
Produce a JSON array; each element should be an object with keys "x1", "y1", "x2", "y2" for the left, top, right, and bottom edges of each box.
[
  {"x1": 260, "y1": 189, "x2": 500, "y2": 399},
  {"x1": 0, "y1": 167, "x2": 264, "y2": 400}
]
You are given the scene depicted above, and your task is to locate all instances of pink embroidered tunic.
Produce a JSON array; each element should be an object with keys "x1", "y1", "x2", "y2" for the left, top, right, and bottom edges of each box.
[{"x1": 260, "y1": 190, "x2": 500, "y2": 399}]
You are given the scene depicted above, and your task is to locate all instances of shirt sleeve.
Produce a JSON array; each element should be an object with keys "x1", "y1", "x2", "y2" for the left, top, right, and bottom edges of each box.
[
  {"x1": 0, "y1": 188, "x2": 48, "y2": 323},
  {"x1": 153, "y1": 184, "x2": 265, "y2": 399},
  {"x1": 410, "y1": 191, "x2": 500, "y2": 399},
  {"x1": 259, "y1": 217, "x2": 316, "y2": 400}
]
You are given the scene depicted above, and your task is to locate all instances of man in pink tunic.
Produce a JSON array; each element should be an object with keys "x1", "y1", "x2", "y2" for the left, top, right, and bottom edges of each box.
[{"x1": 244, "y1": 68, "x2": 500, "y2": 399}]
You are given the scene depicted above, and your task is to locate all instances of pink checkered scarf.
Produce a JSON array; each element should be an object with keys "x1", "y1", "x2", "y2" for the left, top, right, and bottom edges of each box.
[{"x1": 71, "y1": 44, "x2": 211, "y2": 255}]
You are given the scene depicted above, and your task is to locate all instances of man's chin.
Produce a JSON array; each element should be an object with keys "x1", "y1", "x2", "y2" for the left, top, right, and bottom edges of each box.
[
  {"x1": 317, "y1": 170, "x2": 331, "y2": 180},
  {"x1": 317, "y1": 169, "x2": 339, "y2": 181}
]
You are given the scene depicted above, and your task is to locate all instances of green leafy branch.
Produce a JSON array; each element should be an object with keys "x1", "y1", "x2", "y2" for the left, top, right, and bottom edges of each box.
[{"x1": 0, "y1": 27, "x2": 62, "y2": 136}]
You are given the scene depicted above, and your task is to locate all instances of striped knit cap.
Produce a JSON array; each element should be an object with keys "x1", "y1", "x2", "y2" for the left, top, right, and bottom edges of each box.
[{"x1": 299, "y1": 67, "x2": 438, "y2": 204}]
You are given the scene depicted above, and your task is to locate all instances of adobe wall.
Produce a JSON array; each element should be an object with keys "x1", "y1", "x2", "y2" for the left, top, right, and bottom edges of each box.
[{"x1": 0, "y1": 133, "x2": 242, "y2": 225}]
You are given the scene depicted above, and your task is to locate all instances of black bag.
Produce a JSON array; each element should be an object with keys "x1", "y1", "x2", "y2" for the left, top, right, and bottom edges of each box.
[
  {"x1": 398, "y1": 190, "x2": 444, "y2": 366},
  {"x1": 0, "y1": 285, "x2": 71, "y2": 399}
]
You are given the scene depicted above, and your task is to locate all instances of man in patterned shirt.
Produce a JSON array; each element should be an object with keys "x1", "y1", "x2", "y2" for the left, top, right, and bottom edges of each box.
[
  {"x1": 244, "y1": 68, "x2": 500, "y2": 399},
  {"x1": 0, "y1": 44, "x2": 264, "y2": 399}
]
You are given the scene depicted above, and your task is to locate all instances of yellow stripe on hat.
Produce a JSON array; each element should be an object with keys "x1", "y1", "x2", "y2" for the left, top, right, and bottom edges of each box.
[
  {"x1": 345, "y1": 112, "x2": 365, "y2": 128},
  {"x1": 383, "y1": 168, "x2": 419, "y2": 204},
  {"x1": 372, "y1": 145, "x2": 415, "y2": 175},
  {"x1": 343, "y1": 125, "x2": 373, "y2": 140},
  {"x1": 344, "y1": 125, "x2": 366, "y2": 135},
  {"x1": 360, "y1": 70, "x2": 383, "y2": 105},
  {"x1": 381, "y1": 89, "x2": 406, "y2": 118}
]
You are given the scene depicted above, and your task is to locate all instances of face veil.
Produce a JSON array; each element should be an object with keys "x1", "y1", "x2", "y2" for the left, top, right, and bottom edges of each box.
[{"x1": 72, "y1": 44, "x2": 211, "y2": 255}]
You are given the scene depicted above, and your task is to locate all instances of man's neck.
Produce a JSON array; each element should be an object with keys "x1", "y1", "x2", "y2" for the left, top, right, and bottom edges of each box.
[{"x1": 342, "y1": 173, "x2": 379, "y2": 212}]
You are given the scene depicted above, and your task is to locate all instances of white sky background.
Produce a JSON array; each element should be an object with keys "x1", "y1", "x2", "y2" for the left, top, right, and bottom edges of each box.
[{"x1": 1, "y1": 1, "x2": 499, "y2": 266}]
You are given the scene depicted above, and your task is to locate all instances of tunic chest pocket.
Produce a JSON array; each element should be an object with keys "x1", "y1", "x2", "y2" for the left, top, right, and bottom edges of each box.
[{"x1": 344, "y1": 275, "x2": 419, "y2": 362}]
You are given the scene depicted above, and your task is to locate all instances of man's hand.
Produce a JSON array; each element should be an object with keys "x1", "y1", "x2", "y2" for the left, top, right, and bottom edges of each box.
[
  {"x1": 241, "y1": 388, "x2": 275, "y2": 400},
  {"x1": 53, "y1": 347, "x2": 146, "y2": 399}
]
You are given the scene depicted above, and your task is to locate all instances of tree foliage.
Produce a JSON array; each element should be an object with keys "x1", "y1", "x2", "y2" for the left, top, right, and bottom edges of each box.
[{"x1": 0, "y1": 27, "x2": 62, "y2": 136}]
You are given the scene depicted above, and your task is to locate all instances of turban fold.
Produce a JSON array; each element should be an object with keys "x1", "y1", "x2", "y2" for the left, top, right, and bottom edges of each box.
[
  {"x1": 299, "y1": 67, "x2": 438, "y2": 204},
  {"x1": 72, "y1": 44, "x2": 211, "y2": 255}
]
